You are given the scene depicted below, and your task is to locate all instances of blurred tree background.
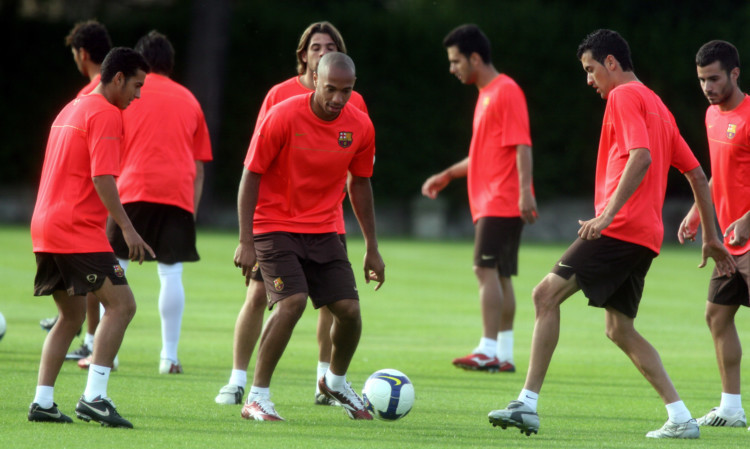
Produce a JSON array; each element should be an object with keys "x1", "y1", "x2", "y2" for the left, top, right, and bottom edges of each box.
[{"x1": 1, "y1": 0, "x2": 749, "y2": 234}]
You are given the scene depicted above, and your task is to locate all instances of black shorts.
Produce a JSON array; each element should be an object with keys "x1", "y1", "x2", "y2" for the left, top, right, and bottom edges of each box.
[
  {"x1": 253, "y1": 232, "x2": 357, "y2": 309},
  {"x1": 250, "y1": 233, "x2": 347, "y2": 282},
  {"x1": 708, "y1": 251, "x2": 750, "y2": 307},
  {"x1": 473, "y1": 217, "x2": 523, "y2": 277},
  {"x1": 34, "y1": 252, "x2": 128, "y2": 297},
  {"x1": 107, "y1": 202, "x2": 199, "y2": 264},
  {"x1": 551, "y1": 235, "x2": 656, "y2": 318}
]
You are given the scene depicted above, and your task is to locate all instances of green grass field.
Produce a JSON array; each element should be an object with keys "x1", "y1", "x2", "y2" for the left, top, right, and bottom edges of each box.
[{"x1": 0, "y1": 225, "x2": 747, "y2": 448}]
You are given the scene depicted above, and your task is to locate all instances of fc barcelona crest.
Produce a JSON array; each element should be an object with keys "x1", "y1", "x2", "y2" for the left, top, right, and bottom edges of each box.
[
  {"x1": 727, "y1": 123, "x2": 737, "y2": 139},
  {"x1": 273, "y1": 277, "x2": 284, "y2": 292},
  {"x1": 113, "y1": 265, "x2": 125, "y2": 278},
  {"x1": 338, "y1": 131, "x2": 353, "y2": 148}
]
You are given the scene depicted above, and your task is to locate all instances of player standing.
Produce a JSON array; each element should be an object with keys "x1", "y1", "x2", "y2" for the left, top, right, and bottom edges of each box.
[
  {"x1": 487, "y1": 29, "x2": 736, "y2": 438},
  {"x1": 236, "y1": 52, "x2": 384, "y2": 421},
  {"x1": 678, "y1": 40, "x2": 750, "y2": 430},
  {"x1": 422, "y1": 24, "x2": 536, "y2": 373},
  {"x1": 28, "y1": 48, "x2": 152, "y2": 428},
  {"x1": 83, "y1": 30, "x2": 212, "y2": 375},
  {"x1": 215, "y1": 21, "x2": 367, "y2": 406}
]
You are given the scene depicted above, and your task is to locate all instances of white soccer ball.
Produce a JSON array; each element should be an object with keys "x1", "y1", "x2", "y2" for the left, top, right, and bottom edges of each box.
[
  {"x1": 0, "y1": 311, "x2": 6, "y2": 341},
  {"x1": 362, "y1": 368, "x2": 414, "y2": 421}
]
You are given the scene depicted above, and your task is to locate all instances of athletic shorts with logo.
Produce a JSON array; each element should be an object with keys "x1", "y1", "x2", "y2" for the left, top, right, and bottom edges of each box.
[
  {"x1": 250, "y1": 233, "x2": 347, "y2": 282},
  {"x1": 551, "y1": 235, "x2": 656, "y2": 318},
  {"x1": 253, "y1": 232, "x2": 357, "y2": 309},
  {"x1": 107, "y1": 201, "x2": 199, "y2": 264},
  {"x1": 708, "y1": 250, "x2": 750, "y2": 307},
  {"x1": 34, "y1": 252, "x2": 128, "y2": 296},
  {"x1": 473, "y1": 216, "x2": 523, "y2": 277}
]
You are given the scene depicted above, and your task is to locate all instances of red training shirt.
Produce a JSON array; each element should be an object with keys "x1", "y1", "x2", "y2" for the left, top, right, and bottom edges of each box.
[
  {"x1": 596, "y1": 82, "x2": 700, "y2": 254},
  {"x1": 253, "y1": 76, "x2": 369, "y2": 233},
  {"x1": 31, "y1": 94, "x2": 123, "y2": 253},
  {"x1": 119, "y1": 73, "x2": 213, "y2": 213},
  {"x1": 245, "y1": 93, "x2": 375, "y2": 234},
  {"x1": 467, "y1": 74, "x2": 533, "y2": 222},
  {"x1": 705, "y1": 94, "x2": 750, "y2": 256}
]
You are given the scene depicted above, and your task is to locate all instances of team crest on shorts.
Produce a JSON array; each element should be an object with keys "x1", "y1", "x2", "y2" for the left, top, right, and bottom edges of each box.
[
  {"x1": 338, "y1": 131, "x2": 353, "y2": 148},
  {"x1": 273, "y1": 277, "x2": 284, "y2": 292},
  {"x1": 86, "y1": 274, "x2": 98, "y2": 284},
  {"x1": 113, "y1": 264, "x2": 125, "y2": 278},
  {"x1": 252, "y1": 262, "x2": 259, "y2": 273},
  {"x1": 727, "y1": 123, "x2": 737, "y2": 139}
]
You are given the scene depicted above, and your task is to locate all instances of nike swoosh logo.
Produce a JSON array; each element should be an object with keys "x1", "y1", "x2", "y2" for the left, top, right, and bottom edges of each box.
[
  {"x1": 295, "y1": 132, "x2": 306, "y2": 136},
  {"x1": 480, "y1": 255, "x2": 495, "y2": 260},
  {"x1": 470, "y1": 356, "x2": 494, "y2": 367},
  {"x1": 557, "y1": 261, "x2": 573, "y2": 268},
  {"x1": 80, "y1": 401, "x2": 110, "y2": 417},
  {"x1": 36, "y1": 408, "x2": 62, "y2": 419},
  {"x1": 93, "y1": 369, "x2": 105, "y2": 375},
  {"x1": 377, "y1": 375, "x2": 403, "y2": 386}
]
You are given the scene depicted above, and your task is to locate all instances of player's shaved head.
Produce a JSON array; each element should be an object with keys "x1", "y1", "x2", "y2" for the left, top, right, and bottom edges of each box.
[{"x1": 317, "y1": 52, "x2": 355, "y2": 79}]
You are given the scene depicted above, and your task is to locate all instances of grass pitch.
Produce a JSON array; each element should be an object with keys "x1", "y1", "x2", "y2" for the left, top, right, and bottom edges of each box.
[{"x1": 0, "y1": 225, "x2": 747, "y2": 448}]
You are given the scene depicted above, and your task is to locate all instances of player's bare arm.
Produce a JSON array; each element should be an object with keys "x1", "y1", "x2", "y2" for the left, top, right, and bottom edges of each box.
[
  {"x1": 683, "y1": 167, "x2": 736, "y2": 276},
  {"x1": 235, "y1": 169, "x2": 261, "y2": 286},
  {"x1": 193, "y1": 160, "x2": 205, "y2": 220},
  {"x1": 516, "y1": 144, "x2": 538, "y2": 224},
  {"x1": 725, "y1": 211, "x2": 750, "y2": 247},
  {"x1": 348, "y1": 174, "x2": 385, "y2": 290},
  {"x1": 678, "y1": 178, "x2": 712, "y2": 243},
  {"x1": 578, "y1": 147, "x2": 651, "y2": 240},
  {"x1": 421, "y1": 157, "x2": 469, "y2": 199},
  {"x1": 92, "y1": 174, "x2": 155, "y2": 263}
]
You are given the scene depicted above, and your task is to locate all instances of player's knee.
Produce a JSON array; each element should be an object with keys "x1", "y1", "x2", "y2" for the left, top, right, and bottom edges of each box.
[
  {"x1": 531, "y1": 281, "x2": 555, "y2": 313},
  {"x1": 329, "y1": 299, "x2": 361, "y2": 324}
]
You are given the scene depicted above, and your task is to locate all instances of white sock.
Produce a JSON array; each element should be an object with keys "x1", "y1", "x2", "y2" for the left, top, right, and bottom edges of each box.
[
  {"x1": 719, "y1": 392, "x2": 743, "y2": 414},
  {"x1": 474, "y1": 337, "x2": 497, "y2": 358},
  {"x1": 518, "y1": 389, "x2": 539, "y2": 412},
  {"x1": 249, "y1": 386, "x2": 270, "y2": 398},
  {"x1": 665, "y1": 400, "x2": 692, "y2": 423},
  {"x1": 83, "y1": 333, "x2": 95, "y2": 351},
  {"x1": 83, "y1": 364, "x2": 111, "y2": 401},
  {"x1": 325, "y1": 370, "x2": 346, "y2": 390},
  {"x1": 158, "y1": 262, "x2": 184, "y2": 362},
  {"x1": 229, "y1": 369, "x2": 247, "y2": 389},
  {"x1": 33, "y1": 385, "x2": 54, "y2": 409},
  {"x1": 316, "y1": 362, "x2": 330, "y2": 394},
  {"x1": 497, "y1": 330, "x2": 514, "y2": 363}
]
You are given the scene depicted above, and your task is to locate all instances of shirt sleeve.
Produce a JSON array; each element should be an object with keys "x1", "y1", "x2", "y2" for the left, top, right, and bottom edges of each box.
[
  {"x1": 88, "y1": 108, "x2": 122, "y2": 177},
  {"x1": 192, "y1": 107, "x2": 213, "y2": 162},
  {"x1": 670, "y1": 132, "x2": 700, "y2": 173},
  {"x1": 348, "y1": 116, "x2": 376, "y2": 178},
  {"x1": 610, "y1": 88, "x2": 650, "y2": 156},
  {"x1": 496, "y1": 83, "x2": 532, "y2": 148}
]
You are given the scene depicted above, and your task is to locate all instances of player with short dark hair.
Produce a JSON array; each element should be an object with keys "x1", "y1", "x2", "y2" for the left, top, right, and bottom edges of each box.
[
  {"x1": 488, "y1": 29, "x2": 736, "y2": 439},
  {"x1": 422, "y1": 23, "x2": 537, "y2": 374},
  {"x1": 79, "y1": 30, "x2": 213, "y2": 375},
  {"x1": 679, "y1": 39, "x2": 750, "y2": 430},
  {"x1": 236, "y1": 52, "x2": 384, "y2": 421},
  {"x1": 28, "y1": 47, "x2": 152, "y2": 428},
  {"x1": 215, "y1": 21, "x2": 367, "y2": 407},
  {"x1": 66, "y1": 19, "x2": 113, "y2": 97}
]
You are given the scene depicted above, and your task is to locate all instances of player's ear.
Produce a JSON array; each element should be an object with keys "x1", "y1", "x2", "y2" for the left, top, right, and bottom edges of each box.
[
  {"x1": 731, "y1": 67, "x2": 740, "y2": 83},
  {"x1": 605, "y1": 55, "x2": 618, "y2": 71}
]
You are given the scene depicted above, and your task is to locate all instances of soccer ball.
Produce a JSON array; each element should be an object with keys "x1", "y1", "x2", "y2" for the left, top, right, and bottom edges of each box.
[
  {"x1": 362, "y1": 368, "x2": 414, "y2": 421},
  {"x1": 0, "y1": 311, "x2": 5, "y2": 341}
]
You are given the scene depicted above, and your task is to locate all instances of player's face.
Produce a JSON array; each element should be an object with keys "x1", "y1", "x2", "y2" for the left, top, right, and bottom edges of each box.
[
  {"x1": 312, "y1": 65, "x2": 355, "y2": 121},
  {"x1": 114, "y1": 69, "x2": 147, "y2": 110},
  {"x1": 303, "y1": 32, "x2": 338, "y2": 74},
  {"x1": 697, "y1": 61, "x2": 738, "y2": 106},
  {"x1": 447, "y1": 46, "x2": 477, "y2": 85},
  {"x1": 580, "y1": 51, "x2": 614, "y2": 99}
]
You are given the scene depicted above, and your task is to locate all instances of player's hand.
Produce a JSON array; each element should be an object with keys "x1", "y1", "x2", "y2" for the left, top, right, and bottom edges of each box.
[
  {"x1": 363, "y1": 249, "x2": 385, "y2": 291},
  {"x1": 725, "y1": 214, "x2": 750, "y2": 247},
  {"x1": 234, "y1": 241, "x2": 257, "y2": 286},
  {"x1": 122, "y1": 227, "x2": 155, "y2": 264},
  {"x1": 701, "y1": 237, "x2": 736, "y2": 277},
  {"x1": 421, "y1": 173, "x2": 450, "y2": 200},
  {"x1": 677, "y1": 208, "x2": 700, "y2": 244},
  {"x1": 577, "y1": 213, "x2": 612, "y2": 240},
  {"x1": 519, "y1": 190, "x2": 538, "y2": 224}
]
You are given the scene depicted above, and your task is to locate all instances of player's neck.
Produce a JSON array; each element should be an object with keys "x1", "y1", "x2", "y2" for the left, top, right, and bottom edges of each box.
[
  {"x1": 475, "y1": 65, "x2": 500, "y2": 90},
  {"x1": 718, "y1": 89, "x2": 745, "y2": 112},
  {"x1": 85, "y1": 64, "x2": 101, "y2": 82},
  {"x1": 300, "y1": 72, "x2": 315, "y2": 91},
  {"x1": 613, "y1": 71, "x2": 639, "y2": 89}
]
